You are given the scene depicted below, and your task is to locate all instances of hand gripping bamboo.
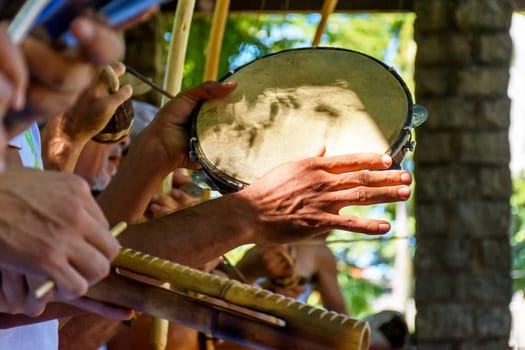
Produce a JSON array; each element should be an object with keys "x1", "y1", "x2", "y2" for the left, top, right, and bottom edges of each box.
[
  {"x1": 34, "y1": 222, "x2": 128, "y2": 299},
  {"x1": 87, "y1": 248, "x2": 370, "y2": 350}
]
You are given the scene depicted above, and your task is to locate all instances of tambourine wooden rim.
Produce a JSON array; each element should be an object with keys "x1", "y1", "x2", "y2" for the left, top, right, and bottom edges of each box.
[{"x1": 190, "y1": 47, "x2": 415, "y2": 193}]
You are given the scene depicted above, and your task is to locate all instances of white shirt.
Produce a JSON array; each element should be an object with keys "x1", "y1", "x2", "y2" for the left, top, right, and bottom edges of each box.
[{"x1": 0, "y1": 123, "x2": 58, "y2": 350}]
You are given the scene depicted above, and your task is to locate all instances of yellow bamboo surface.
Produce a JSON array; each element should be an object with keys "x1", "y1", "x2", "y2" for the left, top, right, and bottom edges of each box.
[
  {"x1": 203, "y1": 0, "x2": 230, "y2": 81},
  {"x1": 108, "y1": 248, "x2": 370, "y2": 350},
  {"x1": 162, "y1": 0, "x2": 196, "y2": 105},
  {"x1": 155, "y1": 2, "x2": 197, "y2": 347},
  {"x1": 312, "y1": 0, "x2": 339, "y2": 46}
]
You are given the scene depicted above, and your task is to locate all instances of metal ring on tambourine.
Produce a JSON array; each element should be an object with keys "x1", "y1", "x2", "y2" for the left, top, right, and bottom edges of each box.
[{"x1": 190, "y1": 47, "x2": 427, "y2": 193}]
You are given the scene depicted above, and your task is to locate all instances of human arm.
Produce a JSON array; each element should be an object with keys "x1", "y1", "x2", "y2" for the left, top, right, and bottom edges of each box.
[
  {"x1": 315, "y1": 245, "x2": 348, "y2": 315},
  {"x1": 114, "y1": 151, "x2": 410, "y2": 267},
  {"x1": 59, "y1": 80, "x2": 411, "y2": 347},
  {"x1": 97, "y1": 81, "x2": 237, "y2": 224}
]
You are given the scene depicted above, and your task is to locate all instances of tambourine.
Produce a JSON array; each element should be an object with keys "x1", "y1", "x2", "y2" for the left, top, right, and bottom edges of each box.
[{"x1": 190, "y1": 47, "x2": 427, "y2": 193}]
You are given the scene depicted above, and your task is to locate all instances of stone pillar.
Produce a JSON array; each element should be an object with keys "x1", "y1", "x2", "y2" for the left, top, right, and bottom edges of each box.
[{"x1": 413, "y1": 0, "x2": 514, "y2": 349}]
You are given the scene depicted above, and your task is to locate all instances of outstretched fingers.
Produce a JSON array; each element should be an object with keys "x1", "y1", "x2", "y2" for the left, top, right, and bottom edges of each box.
[
  {"x1": 328, "y1": 214, "x2": 392, "y2": 235},
  {"x1": 315, "y1": 153, "x2": 395, "y2": 173},
  {"x1": 327, "y1": 185, "x2": 411, "y2": 208},
  {"x1": 332, "y1": 169, "x2": 412, "y2": 190}
]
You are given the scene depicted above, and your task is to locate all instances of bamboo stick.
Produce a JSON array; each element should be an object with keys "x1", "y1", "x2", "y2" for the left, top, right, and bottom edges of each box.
[
  {"x1": 88, "y1": 272, "x2": 369, "y2": 350},
  {"x1": 109, "y1": 248, "x2": 370, "y2": 350},
  {"x1": 312, "y1": 0, "x2": 339, "y2": 46},
  {"x1": 202, "y1": 0, "x2": 230, "y2": 81},
  {"x1": 157, "y1": 0, "x2": 196, "y2": 196},
  {"x1": 154, "y1": 1, "x2": 196, "y2": 347},
  {"x1": 161, "y1": 0, "x2": 196, "y2": 105}
]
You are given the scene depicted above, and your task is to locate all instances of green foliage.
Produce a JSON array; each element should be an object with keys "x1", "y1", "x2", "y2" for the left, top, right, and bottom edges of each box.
[
  {"x1": 511, "y1": 174, "x2": 525, "y2": 291},
  {"x1": 163, "y1": 13, "x2": 416, "y2": 90}
]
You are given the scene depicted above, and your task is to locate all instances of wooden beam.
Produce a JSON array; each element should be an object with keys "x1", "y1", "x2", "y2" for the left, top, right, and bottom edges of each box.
[
  {"x1": 162, "y1": 0, "x2": 414, "y2": 13},
  {"x1": 516, "y1": 0, "x2": 525, "y2": 10}
]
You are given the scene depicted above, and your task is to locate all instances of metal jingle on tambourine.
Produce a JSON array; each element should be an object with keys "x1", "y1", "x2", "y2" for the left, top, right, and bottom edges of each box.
[{"x1": 412, "y1": 104, "x2": 429, "y2": 128}]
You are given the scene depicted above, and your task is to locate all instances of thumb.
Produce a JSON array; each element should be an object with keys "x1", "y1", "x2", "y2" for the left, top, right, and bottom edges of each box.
[
  {"x1": 158, "y1": 81, "x2": 237, "y2": 126},
  {"x1": 106, "y1": 84, "x2": 133, "y2": 108}
]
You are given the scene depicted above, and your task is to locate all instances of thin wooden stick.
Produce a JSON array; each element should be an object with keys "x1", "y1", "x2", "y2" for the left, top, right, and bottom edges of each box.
[
  {"x1": 34, "y1": 221, "x2": 128, "y2": 299},
  {"x1": 124, "y1": 65, "x2": 175, "y2": 99},
  {"x1": 157, "y1": 0, "x2": 196, "y2": 197},
  {"x1": 153, "y1": 2, "x2": 196, "y2": 348},
  {"x1": 311, "y1": 0, "x2": 339, "y2": 46},
  {"x1": 161, "y1": 0, "x2": 196, "y2": 106},
  {"x1": 202, "y1": 0, "x2": 230, "y2": 81}
]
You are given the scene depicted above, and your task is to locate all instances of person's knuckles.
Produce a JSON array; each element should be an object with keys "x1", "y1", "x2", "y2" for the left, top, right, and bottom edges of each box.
[
  {"x1": 340, "y1": 153, "x2": 390, "y2": 170},
  {"x1": 82, "y1": 257, "x2": 112, "y2": 285},
  {"x1": 118, "y1": 84, "x2": 133, "y2": 99},
  {"x1": 105, "y1": 238, "x2": 121, "y2": 260},
  {"x1": 24, "y1": 298, "x2": 47, "y2": 317},
  {"x1": 58, "y1": 276, "x2": 89, "y2": 300},
  {"x1": 111, "y1": 62, "x2": 126, "y2": 76}
]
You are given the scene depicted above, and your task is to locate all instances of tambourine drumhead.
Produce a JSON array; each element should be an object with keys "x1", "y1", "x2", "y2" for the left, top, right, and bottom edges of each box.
[{"x1": 192, "y1": 48, "x2": 413, "y2": 191}]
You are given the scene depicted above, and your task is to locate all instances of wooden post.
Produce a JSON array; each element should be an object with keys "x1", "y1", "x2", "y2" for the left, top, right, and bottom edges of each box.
[
  {"x1": 203, "y1": 0, "x2": 230, "y2": 81},
  {"x1": 312, "y1": 0, "x2": 339, "y2": 46},
  {"x1": 153, "y1": 1, "x2": 196, "y2": 348}
]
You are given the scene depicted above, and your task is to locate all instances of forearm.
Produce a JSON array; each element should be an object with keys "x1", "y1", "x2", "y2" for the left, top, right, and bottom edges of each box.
[
  {"x1": 97, "y1": 131, "x2": 169, "y2": 225},
  {"x1": 119, "y1": 193, "x2": 257, "y2": 267},
  {"x1": 41, "y1": 115, "x2": 88, "y2": 172},
  {"x1": 317, "y1": 258, "x2": 348, "y2": 315}
]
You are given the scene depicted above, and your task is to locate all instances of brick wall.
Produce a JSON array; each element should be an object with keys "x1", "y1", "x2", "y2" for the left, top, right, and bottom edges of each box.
[{"x1": 414, "y1": 0, "x2": 515, "y2": 348}]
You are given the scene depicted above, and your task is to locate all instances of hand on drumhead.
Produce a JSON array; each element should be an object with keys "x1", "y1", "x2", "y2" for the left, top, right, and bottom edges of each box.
[
  {"x1": 237, "y1": 153, "x2": 412, "y2": 243},
  {"x1": 137, "y1": 81, "x2": 237, "y2": 174}
]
